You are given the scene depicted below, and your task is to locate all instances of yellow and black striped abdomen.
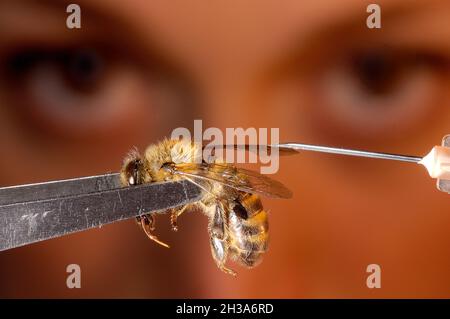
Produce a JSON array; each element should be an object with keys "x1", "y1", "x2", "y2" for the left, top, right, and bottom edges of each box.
[{"x1": 227, "y1": 193, "x2": 269, "y2": 268}]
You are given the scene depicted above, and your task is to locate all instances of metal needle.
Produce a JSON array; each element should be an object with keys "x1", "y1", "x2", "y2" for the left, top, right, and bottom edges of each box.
[{"x1": 277, "y1": 143, "x2": 423, "y2": 163}]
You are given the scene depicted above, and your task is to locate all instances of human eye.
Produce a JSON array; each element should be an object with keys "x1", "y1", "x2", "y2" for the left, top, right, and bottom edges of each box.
[
  {"x1": 266, "y1": 5, "x2": 450, "y2": 145},
  {"x1": 3, "y1": 44, "x2": 139, "y2": 137},
  {"x1": 309, "y1": 46, "x2": 448, "y2": 141},
  {"x1": 0, "y1": 3, "x2": 193, "y2": 142}
]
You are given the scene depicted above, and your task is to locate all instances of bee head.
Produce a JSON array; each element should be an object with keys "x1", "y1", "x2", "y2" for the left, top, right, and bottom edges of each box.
[
  {"x1": 125, "y1": 159, "x2": 142, "y2": 185},
  {"x1": 121, "y1": 149, "x2": 145, "y2": 186}
]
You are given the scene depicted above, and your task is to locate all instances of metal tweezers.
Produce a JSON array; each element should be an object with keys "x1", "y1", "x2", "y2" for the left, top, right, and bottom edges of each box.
[
  {"x1": 0, "y1": 174, "x2": 202, "y2": 252},
  {"x1": 0, "y1": 142, "x2": 424, "y2": 252}
]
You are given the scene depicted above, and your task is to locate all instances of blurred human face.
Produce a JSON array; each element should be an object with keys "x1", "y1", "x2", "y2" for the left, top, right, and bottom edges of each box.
[{"x1": 0, "y1": 0, "x2": 449, "y2": 298}]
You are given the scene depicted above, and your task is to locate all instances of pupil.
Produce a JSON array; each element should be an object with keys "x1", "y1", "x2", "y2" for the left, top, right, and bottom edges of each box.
[
  {"x1": 351, "y1": 51, "x2": 402, "y2": 96},
  {"x1": 64, "y1": 49, "x2": 104, "y2": 91}
]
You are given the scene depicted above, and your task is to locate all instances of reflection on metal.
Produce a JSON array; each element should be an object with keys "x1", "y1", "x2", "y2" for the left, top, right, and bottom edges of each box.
[{"x1": 0, "y1": 175, "x2": 202, "y2": 251}]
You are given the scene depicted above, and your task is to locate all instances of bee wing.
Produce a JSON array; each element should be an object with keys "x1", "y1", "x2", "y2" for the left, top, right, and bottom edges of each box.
[
  {"x1": 202, "y1": 144, "x2": 299, "y2": 156},
  {"x1": 172, "y1": 163, "x2": 293, "y2": 199}
]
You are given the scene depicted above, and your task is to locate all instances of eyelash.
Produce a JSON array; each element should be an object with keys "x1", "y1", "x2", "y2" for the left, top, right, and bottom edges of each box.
[
  {"x1": 6, "y1": 47, "x2": 109, "y2": 88},
  {"x1": 346, "y1": 49, "x2": 446, "y2": 94}
]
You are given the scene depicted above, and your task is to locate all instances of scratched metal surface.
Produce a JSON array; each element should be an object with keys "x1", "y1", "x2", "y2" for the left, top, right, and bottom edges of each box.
[
  {"x1": 437, "y1": 135, "x2": 450, "y2": 194},
  {"x1": 0, "y1": 173, "x2": 120, "y2": 206},
  {"x1": 0, "y1": 178, "x2": 202, "y2": 251}
]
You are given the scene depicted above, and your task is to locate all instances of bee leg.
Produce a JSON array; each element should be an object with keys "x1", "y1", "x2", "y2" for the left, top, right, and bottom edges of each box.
[
  {"x1": 138, "y1": 214, "x2": 170, "y2": 248},
  {"x1": 170, "y1": 206, "x2": 188, "y2": 232},
  {"x1": 209, "y1": 236, "x2": 236, "y2": 276},
  {"x1": 170, "y1": 210, "x2": 178, "y2": 232},
  {"x1": 136, "y1": 214, "x2": 156, "y2": 231},
  {"x1": 146, "y1": 213, "x2": 156, "y2": 231},
  {"x1": 209, "y1": 203, "x2": 237, "y2": 276},
  {"x1": 220, "y1": 264, "x2": 237, "y2": 277}
]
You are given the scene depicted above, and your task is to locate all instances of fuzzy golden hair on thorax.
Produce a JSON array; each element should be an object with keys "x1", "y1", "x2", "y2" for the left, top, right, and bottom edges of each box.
[{"x1": 143, "y1": 138, "x2": 202, "y2": 182}]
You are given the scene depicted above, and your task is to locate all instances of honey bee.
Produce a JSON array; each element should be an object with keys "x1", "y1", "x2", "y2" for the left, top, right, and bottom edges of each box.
[{"x1": 120, "y1": 139, "x2": 292, "y2": 276}]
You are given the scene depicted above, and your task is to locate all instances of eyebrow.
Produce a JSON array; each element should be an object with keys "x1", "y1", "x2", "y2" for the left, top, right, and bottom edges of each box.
[
  {"x1": 0, "y1": 1, "x2": 68, "y2": 45},
  {"x1": 377, "y1": 4, "x2": 450, "y2": 53},
  {"x1": 2, "y1": 0, "x2": 448, "y2": 80},
  {"x1": 268, "y1": 0, "x2": 450, "y2": 76},
  {"x1": 0, "y1": 0, "x2": 188, "y2": 78},
  {"x1": 334, "y1": 1, "x2": 449, "y2": 49},
  {"x1": 0, "y1": 0, "x2": 130, "y2": 49}
]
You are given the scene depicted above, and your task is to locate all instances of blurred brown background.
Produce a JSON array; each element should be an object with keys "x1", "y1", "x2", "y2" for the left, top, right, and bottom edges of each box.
[{"x1": 0, "y1": 0, "x2": 449, "y2": 298}]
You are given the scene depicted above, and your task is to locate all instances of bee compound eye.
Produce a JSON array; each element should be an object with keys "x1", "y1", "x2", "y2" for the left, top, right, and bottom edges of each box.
[
  {"x1": 133, "y1": 164, "x2": 142, "y2": 185},
  {"x1": 125, "y1": 159, "x2": 142, "y2": 186}
]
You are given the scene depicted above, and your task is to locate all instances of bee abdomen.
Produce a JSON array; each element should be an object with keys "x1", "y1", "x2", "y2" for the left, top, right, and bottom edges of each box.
[
  {"x1": 228, "y1": 195, "x2": 269, "y2": 267},
  {"x1": 239, "y1": 193, "x2": 264, "y2": 218}
]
